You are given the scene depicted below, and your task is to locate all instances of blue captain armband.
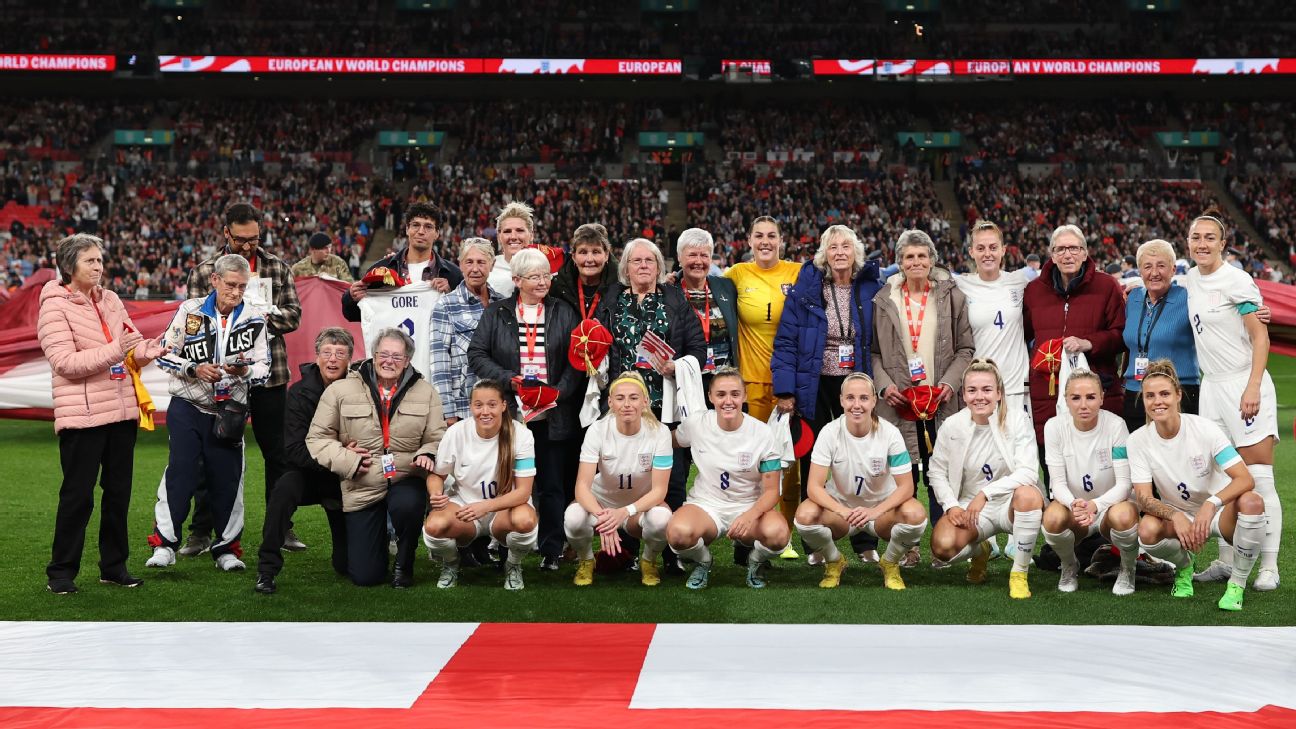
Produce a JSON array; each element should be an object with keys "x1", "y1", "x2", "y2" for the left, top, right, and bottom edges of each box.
[
  {"x1": 1112, "y1": 446, "x2": 1128, "y2": 460},
  {"x1": 1214, "y1": 446, "x2": 1242, "y2": 469},
  {"x1": 888, "y1": 451, "x2": 912, "y2": 468},
  {"x1": 758, "y1": 459, "x2": 782, "y2": 473},
  {"x1": 652, "y1": 455, "x2": 673, "y2": 469},
  {"x1": 1237, "y1": 302, "x2": 1259, "y2": 315}
]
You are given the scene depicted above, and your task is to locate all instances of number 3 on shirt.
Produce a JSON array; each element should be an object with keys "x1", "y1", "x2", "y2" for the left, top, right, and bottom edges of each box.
[
  {"x1": 1176, "y1": 482, "x2": 1190, "y2": 501},
  {"x1": 720, "y1": 471, "x2": 730, "y2": 490}
]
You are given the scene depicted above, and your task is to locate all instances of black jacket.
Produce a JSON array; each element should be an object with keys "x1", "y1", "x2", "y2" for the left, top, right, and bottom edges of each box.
[
  {"x1": 466, "y1": 294, "x2": 584, "y2": 440},
  {"x1": 675, "y1": 274, "x2": 741, "y2": 372},
  {"x1": 341, "y1": 246, "x2": 464, "y2": 322},
  {"x1": 283, "y1": 362, "x2": 343, "y2": 508},
  {"x1": 594, "y1": 283, "x2": 708, "y2": 378},
  {"x1": 550, "y1": 254, "x2": 617, "y2": 319}
]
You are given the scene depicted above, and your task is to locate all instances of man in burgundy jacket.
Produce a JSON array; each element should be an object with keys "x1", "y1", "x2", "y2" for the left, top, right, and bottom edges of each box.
[{"x1": 1022, "y1": 224, "x2": 1127, "y2": 475}]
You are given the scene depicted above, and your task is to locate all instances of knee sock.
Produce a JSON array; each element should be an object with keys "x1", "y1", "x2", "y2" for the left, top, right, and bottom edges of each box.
[
  {"x1": 794, "y1": 520, "x2": 840, "y2": 562},
  {"x1": 1247, "y1": 464, "x2": 1281, "y2": 571},
  {"x1": 1043, "y1": 527, "x2": 1077, "y2": 569},
  {"x1": 883, "y1": 520, "x2": 927, "y2": 562},
  {"x1": 422, "y1": 530, "x2": 460, "y2": 564},
  {"x1": 1229, "y1": 513, "x2": 1266, "y2": 587},
  {"x1": 1140, "y1": 537, "x2": 1192, "y2": 570},
  {"x1": 563, "y1": 505, "x2": 596, "y2": 561},
  {"x1": 506, "y1": 526, "x2": 537, "y2": 566},
  {"x1": 671, "y1": 537, "x2": 711, "y2": 566},
  {"x1": 1109, "y1": 524, "x2": 1139, "y2": 573},
  {"x1": 748, "y1": 539, "x2": 783, "y2": 567},
  {"x1": 638, "y1": 506, "x2": 672, "y2": 562},
  {"x1": 1011, "y1": 509, "x2": 1042, "y2": 573}
]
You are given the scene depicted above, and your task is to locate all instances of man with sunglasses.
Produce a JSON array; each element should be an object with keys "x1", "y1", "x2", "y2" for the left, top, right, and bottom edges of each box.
[{"x1": 182, "y1": 202, "x2": 303, "y2": 553}]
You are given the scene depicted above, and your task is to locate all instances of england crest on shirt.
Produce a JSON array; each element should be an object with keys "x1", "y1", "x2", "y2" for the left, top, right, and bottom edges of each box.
[
  {"x1": 781, "y1": 284, "x2": 793, "y2": 295},
  {"x1": 638, "y1": 453, "x2": 653, "y2": 472},
  {"x1": 738, "y1": 452, "x2": 754, "y2": 470},
  {"x1": 867, "y1": 456, "x2": 885, "y2": 477},
  {"x1": 1010, "y1": 289, "x2": 1023, "y2": 306},
  {"x1": 1190, "y1": 454, "x2": 1209, "y2": 478}
]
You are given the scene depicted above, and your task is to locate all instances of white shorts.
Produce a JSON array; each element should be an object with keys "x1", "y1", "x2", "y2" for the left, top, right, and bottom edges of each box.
[
  {"x1": 974, "y1": 497, "x2": 1016, "y2": 541},
  {"x1": 449, "y1": 494, "x2": 533, "y2": 539},
  {"x1": 1186, "y1": 506, "x2": 1226, "y2": 540},
  {"x1": 687, "y1": 497, "x2": 755, "y2": 536},
  {"x1": 1200, "y1": 370, "x2": 1279, "y2": 448}
]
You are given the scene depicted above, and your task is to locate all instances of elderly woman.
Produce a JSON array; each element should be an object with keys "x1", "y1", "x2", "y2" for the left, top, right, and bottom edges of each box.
[
  {"x1": 39, "y1": 233, "x2": 166, "y2": 594},
  {"x1": 487, "y1": 202, "x2": 536, "y2": 297},
  {"x1": 872, "y1": 229, "x2": 974, "y2": 532},
  {"x1": 551, "y1": 222, "x2": 617, "y2": 321},
  {"x1": 307, "y1": 328, "x2": 447, "y2": 588},
  {"x1": 593, "y1": 238, "x2": 707, "y2": 417},
  {"x1": 430, "y1": 237, "x2": 505, "y2": 426},
  {"x1": 468, "y1": 248, "x2": 583, "y2": 571},
  {"x1": 771, "y1": 225, "x2": 884, "y2": 517},
  {"x1": 1121, "y1": 239, "x2": 1200, "y2": 432}
]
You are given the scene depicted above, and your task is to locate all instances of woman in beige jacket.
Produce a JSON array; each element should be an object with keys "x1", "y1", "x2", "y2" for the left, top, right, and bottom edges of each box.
[
  {"x1": 38, "y1": 233, "x2": 166, "y2": 594},
  {"x1": 871, "y1": 229, "x2": 975, "y2": 537},
  {"x1": 307, "y1": 327, "x2": 446, "y2": 588}
]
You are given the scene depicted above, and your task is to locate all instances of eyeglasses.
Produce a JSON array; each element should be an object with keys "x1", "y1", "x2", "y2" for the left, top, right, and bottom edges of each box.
[
  {"x1": 225, "y1": 231, "x2": 260, "y2": 246},
  {"x1": 318, "y1": 351, "x2": 350, "y2": 361},
  {"x1": 376, "y1": 353, "x2": 408, "y2": 363},
  {"x1": 407, "y1": 222, "x2": 437, "y2": 232},
  {"x1": 518, "y1": 274, "x2": 552, "y2": 283},
  {"x1": 1051, "y1": 246, "x2": 1086, "y2": 257}
]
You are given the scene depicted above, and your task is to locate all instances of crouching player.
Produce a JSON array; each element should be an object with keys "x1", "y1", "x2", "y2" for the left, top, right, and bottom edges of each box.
[
  {"x1": 565, "y1": 372, "x2": 673, "y2": 586},
  {"x1": 422, "y1": 380, "x2": 539, "y2": 590},
  {"x1": 794, "y1": 373, "x2": 927, "y2": 589},
  {"x1": 1131, "y1": 360, "x2": 1265, "y2": 610},
  {"x1": 666, "y1": 368, "x2": 789, "y2": 589}
]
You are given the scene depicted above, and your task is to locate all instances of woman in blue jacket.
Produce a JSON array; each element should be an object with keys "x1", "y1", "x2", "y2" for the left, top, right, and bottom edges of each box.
[{"x1": 771, "y1": 225, "x2": 884, "y2": 506}]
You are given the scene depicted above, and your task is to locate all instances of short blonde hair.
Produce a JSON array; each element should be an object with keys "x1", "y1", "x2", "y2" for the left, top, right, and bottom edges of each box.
[
  {"x1": 812, "y1": 225, "x2": 866, "y2": 275},
  {"x1": 618, "y1": 238, "x2": 667, "y2": 286},
  {"x1": 496, "y1": 202, "x2": 535, "y2": 233},
  {"x1": 458, "y1": 236, "x2": 495, "y2": 262},
  {"x1": 1135, "y1": 239, "x2": 1177, "y2": 269}
]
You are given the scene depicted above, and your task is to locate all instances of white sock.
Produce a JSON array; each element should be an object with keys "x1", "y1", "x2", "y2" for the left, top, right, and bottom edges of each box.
[
  {"x1": 794, "y1": 520, "x2": 841, "y2": 562},
  {"x1": 638, "y1": 506, "x2": 672, "y2": 562},
  {"x1": 946, "y1": 541, "x2": 979, "y2": 564},
  {"x1": 1011, "y1": 509, "x2": 1042, "y2": 573},
  {"x1": 1216, "y1": 539, "x2": 1234, "y2": 567},
  {"x1": 1141, "y1": 537, "x2": 1192, "y2": 570},
  {"x1": 422, "y1": 530, "x2": 460, "y2": 563},
  {"x1": 562, "y1": 503, "x2": 596, "y2": 561},
  {"x1": 748, "y1": 539, "x2": 783, "y2": 567},
  {"x1": 882, "y1": 520, "x2": 927, "y2": 562},
  {"x1": 671, "y1": 537, "x2": 711, "y2": 566},
  {"x1": 1109, "y1": 525, "x2": 1139, "y2": 573},
  {"x1": 506, "y1": 525, "x2": 537, "y2": 565},
  {"x1": 1229, "y1": 513, "x2": 1266, "y2": 587},
  {"x1": 1247, "y1": 464, "x2": 1281, "y2": 571},
  {"x1": 1043, "y1": 527, "x2": 1077, "y2": 569}
]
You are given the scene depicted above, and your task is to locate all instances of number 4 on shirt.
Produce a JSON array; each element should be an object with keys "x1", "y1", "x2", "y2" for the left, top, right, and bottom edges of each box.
[{"x1": 993, "y1": 311, "x2": 1004, "y2": 329}]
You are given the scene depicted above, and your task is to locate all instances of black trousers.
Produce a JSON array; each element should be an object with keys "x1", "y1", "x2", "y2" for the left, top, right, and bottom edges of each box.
[
  {"x1": 257, "y1": 469, "x2": 348, "y2": 578},
  {"x1": 530, "y1": 420, "x2": 574, "y2": 559},
  {"x1": 48, "y1": 420, "x2": 137, "y2": 581},
  {"x1": 1122, "y1": 384, "x2": 1200, "y2": 435},
  {"x1": 344, "y1": 476, "x2": 425, "y2": 587},
  {"x1": 191, "y1": 384, "x2": 287, "y2": 535}
]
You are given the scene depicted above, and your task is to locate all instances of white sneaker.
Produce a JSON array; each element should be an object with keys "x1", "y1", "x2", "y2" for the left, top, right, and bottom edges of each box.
[
  {"x1": 987, "y1": 537, "x2": 1002, "y2": 559},
  {"x1": 1253, "y1": 568, "x2": 1280, "y2": 592},
  {"x1": 1193, "y1": 559, "x2": 1232, "y2": 582},
  {"x1": 437, "y1": 561, "x2": 460, "y2": 589},
  {"x1": 807, "y1": 552, "x2": 824, "y2": 566},
  {"x1": 215, "y1": 553, "x2": 246, "y2": 572},
  {"x1": 1003, "y1": 540, "x2": 1017, "y2": 559},
  {"x1": 857, "y1": 550, "x2": 879, "y2": 564},
  {"x1": 146, "y1": 546, "x2": 175, "y2": 568},
  {"x1": 282, "y1": 529, "x2": 307, "y2": 552},
  {"x1": 504, "y1": 562, "x2": 524, "y2": 590},
  {"x1": 1058, "y1": 563, "x2": 1079, "y2": 593},
  {"x1": 1112, "y1": 567, "x2": 1136, "y2": 596}
]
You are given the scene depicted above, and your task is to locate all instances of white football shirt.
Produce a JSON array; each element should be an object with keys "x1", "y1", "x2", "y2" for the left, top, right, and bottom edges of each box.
[
  {"x1": 955, "y1": 269, "x2": 1030, "y2": 394},
  {"x1": 435, "y1": 418, "x2": 537, "y2": 505},
  {"x1": 676, "y1": 411, "x2": 781, "y2": 507},
  {"x1": 1043, "y1": 409, "x2": 1131, "y2": 507},
  {"x1": 358, "y1": 280, "x2": 442, "y2": 379},
  {"x1": 579, "y1": 416, "x2": 674, "y2": 507},
  {"x1": 961, "y1": 423, "x2": 1008, "y2": 504},
  {"x1": 1127, "y1": 413, "x2": 1242, "y2": 515},
  {"x1": 1185, "y1": 264, "x2": 1262, "y2": 377},
  {"x1": 809, "y1": 416, "x2": 912, "y2": 507}
]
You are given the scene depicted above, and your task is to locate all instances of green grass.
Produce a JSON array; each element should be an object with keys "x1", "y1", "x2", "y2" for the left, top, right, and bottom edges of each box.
[{"x1": 3, "y1": 359, "x2": 1296, "y2": 626}]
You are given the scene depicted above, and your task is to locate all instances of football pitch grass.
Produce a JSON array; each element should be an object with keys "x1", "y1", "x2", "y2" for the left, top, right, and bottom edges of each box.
[{"x1": 2, "y1": 359, "x2": 1295, "y2": 627}]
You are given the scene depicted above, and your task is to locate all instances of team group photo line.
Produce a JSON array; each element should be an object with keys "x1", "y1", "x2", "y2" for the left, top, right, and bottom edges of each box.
[{"x1": 40, "y1": 197, "x2": 1282, "y2": 610}]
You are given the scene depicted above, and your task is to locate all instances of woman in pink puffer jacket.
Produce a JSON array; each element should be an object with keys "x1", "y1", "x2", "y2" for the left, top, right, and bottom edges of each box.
[{"x1": 38, "y1": 233, "x2": 166, "y2": 595}]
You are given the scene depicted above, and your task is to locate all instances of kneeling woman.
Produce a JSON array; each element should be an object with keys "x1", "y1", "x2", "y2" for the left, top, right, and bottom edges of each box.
[
  {"x1": 422, "y1": 380, "x2": 539, "y2": 590},
  {"x1": 667, "y1": 368, "x2": 789, "y2": 589},
  {"x1": 795, "y1": 373, "x2": 927, "y2": 590},
  {"x1": 1042, "y1": 369, "x2": 1139, "y2": 595},
  {"x1": 565, "y1": 372, "x2": 673, "y2": 587},
  {"x1": 929, "y1": 359, "x2": 1043, "y2": 599},
  {"x1": 1131, "y1": 360, "x2": 1265, "y2": 611}
]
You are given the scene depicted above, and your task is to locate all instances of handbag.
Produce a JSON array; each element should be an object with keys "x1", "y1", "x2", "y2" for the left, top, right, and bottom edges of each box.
[{"x1": 213, "y1": 399, "x2": 248, "y2": 442}]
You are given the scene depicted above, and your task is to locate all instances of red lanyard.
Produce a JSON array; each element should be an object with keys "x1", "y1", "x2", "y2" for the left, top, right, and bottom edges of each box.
[
  {"x1": 68, "y1": 286, "x2": 115, "y2": 342},
  {"x1": 519, "y1": 301, "x2": 543, "y2": 360},
  {"x1": 901, "y1": 283, "x2": 930, "y2": 353},
  {"x1": 689, "y1": 280, "x2": 712, "y2": 344},
  {"x1": 577, "y1": 285, "x2": 599, "y2": 320},
  {"x1": 247, "y1": 254, "x2": 257, "y2": 274},
  {"x1": 378, "y1": 384, "x2": 396, "y2": 452}
]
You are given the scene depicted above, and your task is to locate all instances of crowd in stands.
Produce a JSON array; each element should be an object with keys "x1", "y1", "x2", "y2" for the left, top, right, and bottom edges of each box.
[
  {"x1": 0, "y1": 98, "x2": 153, "y2": 160},
  {"x1": 1182, "y1": 101, "x2": 1296, "y2": 170}
]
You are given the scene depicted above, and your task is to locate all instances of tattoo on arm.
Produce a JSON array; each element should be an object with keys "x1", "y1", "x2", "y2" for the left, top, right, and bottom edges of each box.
[{"x1": 1137, "y1": 489, "x2": 1178, "y2": 521}]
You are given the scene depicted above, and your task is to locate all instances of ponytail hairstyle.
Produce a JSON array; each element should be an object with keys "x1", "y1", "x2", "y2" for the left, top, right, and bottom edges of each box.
[
  {"x1": 1139, "y1": 359, "x2": 1183, "y2": 421},
  {"x1": 707, "y1": 366, "x2": 745, "y2": 394},
  {"x1": 1190, "y1": 206, "x2": 1228, "y2": 241},
  {"x1": 841, "y1": 371, "x2": 880, "y2": 430},
  {"x1": 962, "y1": 357, "x2": 1007, "y2": 429},
  {"x1": 471, "y1": 379, "x2": 517, "y2": 496},
  {"x1": 1063, "y1": 367, "x2": 1103, "y2": 395},
  {"x1": 605, "y1": 371, "x2": 660, "y2": 431}
]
